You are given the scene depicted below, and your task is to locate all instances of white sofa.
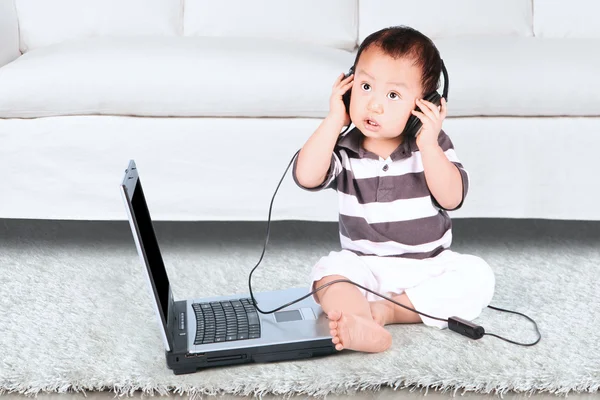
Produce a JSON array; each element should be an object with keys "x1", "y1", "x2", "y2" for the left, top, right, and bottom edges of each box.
[{"x1": 1, "y1": 0, "x2": 599, "y2": 222}]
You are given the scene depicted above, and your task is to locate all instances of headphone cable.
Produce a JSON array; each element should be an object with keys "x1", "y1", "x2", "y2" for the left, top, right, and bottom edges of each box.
[{"x1": 247, "y1": 149, "x2": 541, "y2": 347}]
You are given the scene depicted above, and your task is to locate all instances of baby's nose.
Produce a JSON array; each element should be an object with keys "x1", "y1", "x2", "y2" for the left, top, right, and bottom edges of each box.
[{"x1": 367, "y1": 101, "x2": 383, "y2": 113}]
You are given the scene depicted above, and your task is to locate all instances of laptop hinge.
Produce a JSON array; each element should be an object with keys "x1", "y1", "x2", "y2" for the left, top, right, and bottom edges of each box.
[
  {"x1": 164, "y1": 289, "x2": 176, "y2": 351},
  {"x1": 169, "y1": 299, "x2": 189, "y2": 354}
]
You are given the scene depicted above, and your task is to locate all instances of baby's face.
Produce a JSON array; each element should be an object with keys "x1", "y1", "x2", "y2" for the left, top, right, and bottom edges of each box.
[{"x1": 349, "y1": 46, "x2": 424, "y2": 141}]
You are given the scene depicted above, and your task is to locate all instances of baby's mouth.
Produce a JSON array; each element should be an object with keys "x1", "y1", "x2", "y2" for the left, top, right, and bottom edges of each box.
[{"x1": 365, "y1": 119, "x2": 379, "y2": 127}]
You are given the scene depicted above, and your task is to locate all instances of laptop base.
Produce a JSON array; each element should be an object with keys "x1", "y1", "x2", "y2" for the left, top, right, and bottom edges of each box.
[{"x1": 168, "y1": 340, "x2": 336, "y2": 374}]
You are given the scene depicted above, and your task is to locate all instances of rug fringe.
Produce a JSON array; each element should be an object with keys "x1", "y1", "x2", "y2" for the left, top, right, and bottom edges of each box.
[{"x1": 1, "y1": 379, "x2": 599, "y2": 399}]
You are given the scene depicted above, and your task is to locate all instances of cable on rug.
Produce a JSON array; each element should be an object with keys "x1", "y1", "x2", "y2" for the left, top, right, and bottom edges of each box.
[{"x1": 247, "y1": 149, "x2": 542, "y2": 347}]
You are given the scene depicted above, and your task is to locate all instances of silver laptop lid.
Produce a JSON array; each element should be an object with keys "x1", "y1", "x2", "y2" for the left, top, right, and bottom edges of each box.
[{"x1": 120, "y1": 160, "x2": 174, "y2": 352}]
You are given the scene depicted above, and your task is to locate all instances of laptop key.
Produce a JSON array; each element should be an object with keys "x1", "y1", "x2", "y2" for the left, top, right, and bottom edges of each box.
[
  {"x1": 249, "y1": 333, "x2": 260, "y2": 339},
  {"x1": 226, "y1": 335, "x2": 237, "y2": 341},
  {"x1": 238, "y1": 333, "x2": 248, "y2": 339},
  {"x1": 247, "y1": 313, "x2": 259, "y2": 325}
]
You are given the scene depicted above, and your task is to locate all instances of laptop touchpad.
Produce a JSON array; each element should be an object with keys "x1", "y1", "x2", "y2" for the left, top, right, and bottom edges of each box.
[
  {"x1": 274, "y1": 308, "x2": 316, "y2": 322},
  {"x1": 274, "y1": 310, "x2": 302, "y2": 322}
]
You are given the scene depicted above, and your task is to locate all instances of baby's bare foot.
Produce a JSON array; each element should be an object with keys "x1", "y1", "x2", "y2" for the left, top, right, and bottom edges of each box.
[
  {"x1": 328, "y1": 310, "x2": 392, "y2": 352},
  {"x1": 369, "y1": 301, "x2": 394, "y2": 326}
]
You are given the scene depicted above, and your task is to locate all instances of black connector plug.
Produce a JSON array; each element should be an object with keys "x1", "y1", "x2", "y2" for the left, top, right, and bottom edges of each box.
[{"x1": 448, "y1": 316, "x2": 485, "y2": 339}]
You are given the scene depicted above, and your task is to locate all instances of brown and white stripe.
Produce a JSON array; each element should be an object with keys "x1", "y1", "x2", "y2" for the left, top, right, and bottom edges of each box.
[{"x1": 293, "y1": 128, "x2": 469, "y2": 259}]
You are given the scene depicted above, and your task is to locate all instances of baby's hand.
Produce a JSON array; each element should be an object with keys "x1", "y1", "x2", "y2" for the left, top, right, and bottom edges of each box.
[
  {"x1": 413, "y1": 97, "x2": 447, "y2": 150},
  {"x1": 329, "y1": 73, "x2": 353, "y2": 126}
]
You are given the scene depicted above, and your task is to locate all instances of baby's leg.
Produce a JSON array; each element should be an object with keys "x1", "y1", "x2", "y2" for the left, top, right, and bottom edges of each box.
[
  {"x1": 369, "y1": 252, "x2": 495, "y2": 329},
  {"x1": 369, "y1": 292, "x2": 422, "y2": 326},
  {"x1": 315, "y1": 274, "x2": 392, "y2": 353},
  {"x1": 402, "y1": 254, "x2": 495, "y2": 329}
]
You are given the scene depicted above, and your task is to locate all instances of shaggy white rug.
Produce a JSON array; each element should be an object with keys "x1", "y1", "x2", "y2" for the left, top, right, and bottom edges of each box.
[{"x1": 0, "y1": 219, "x2": 599, "y2": 398}]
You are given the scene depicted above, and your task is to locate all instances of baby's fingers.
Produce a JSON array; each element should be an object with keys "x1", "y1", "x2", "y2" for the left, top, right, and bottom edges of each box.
[
  {"x1": 335, "y1": 76, "x2": 353, "y2": 93},
  {"x1": 341, "y1": 76, "x2": 353, "y2": 89},
  {"x1": 340, "y1": 73, "x2": 353, "y2": 85},
  {"x1": 333, "y1": 72, "x2": 352, "y2": 84},
  {"x1": 411, "y1": 109, "x2": 426, "y2": 122},
  {"x1": 332, "y1": 73, "x2": 345, "y2": 88},
  {"x1": 440, "y1": 97, "x2": 447, "y2": 119}
]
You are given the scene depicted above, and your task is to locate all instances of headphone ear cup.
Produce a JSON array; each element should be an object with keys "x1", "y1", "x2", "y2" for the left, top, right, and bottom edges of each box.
[
  {"x1": 342, "y1": 67, "x2": 354, "y2": 118},
  {"x1": 402, "y1": 115, "x2": 421, "y2": 138},
  {"x1": 342, "y1": 90, "x2": 351, "y2": 116},
  {"x1": 404, "y1": 92, "x2": 443, "y2": 138},
  {"x1": 425, "y1": 92, "x2": 442, "y2": 107}
]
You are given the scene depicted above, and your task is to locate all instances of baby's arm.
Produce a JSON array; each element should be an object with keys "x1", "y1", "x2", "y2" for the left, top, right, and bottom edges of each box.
[
  {"x1": 295, "y1": 117, "x2": 344, "y2": 188},
  {"x1": 295, "y1": 73, "x2": 353, "y2": 189}
]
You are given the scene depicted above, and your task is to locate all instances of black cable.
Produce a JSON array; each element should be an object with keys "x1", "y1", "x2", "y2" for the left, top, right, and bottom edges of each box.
[
  {"x1": 244, "y1": 149, "x2": 441, "y2": 321},
  {"x1": 248, "y1": 148, "x2": 541, "y2": 347},
  {"x1": 484, "y1": 305, "x2": 542, "y2": 346}
]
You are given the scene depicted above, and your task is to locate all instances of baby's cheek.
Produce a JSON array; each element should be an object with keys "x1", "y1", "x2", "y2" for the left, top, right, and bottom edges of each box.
[
  {"x1": 389, "y1": 114, "x2": 410, "y2": 132},
  {"x1": 349, "y1": 100, "x2": 363, "y2": 118}
]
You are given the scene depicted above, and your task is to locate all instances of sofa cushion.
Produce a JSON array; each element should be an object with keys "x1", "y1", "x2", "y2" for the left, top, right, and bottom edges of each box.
[
  {"x1": 359, "y1": 0, "x2": 533, "y2": 41},
  {"x1": 434, "y1": 36, "x2": 600, "y2": 117},
  {"x1": 15, "y1": 0, "x2": 182, "y2": 53},
  {"x1": 183, "y1": 0, "x2": 357, "y2": 51},
  {"x1": 0, "y1": 36, "x2": 354, "y2": 118},
  {"x1": 534, "y1": 0, "x2": 600, "y2": 38},
  {"x1": 0, "y1": 0, "x2": 20, "y2": 67},
  {"x1": 1, "y1": 36, "x2": 599, "y2": 119}
]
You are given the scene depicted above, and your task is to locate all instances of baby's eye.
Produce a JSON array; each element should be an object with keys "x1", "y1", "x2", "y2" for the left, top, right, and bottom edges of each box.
[
  {"x1": 387, "y1": 92, "x2": 400, "y2": 100},
  {"x1": 361, "y1": 83, "x2": 371, "y2": 91}
]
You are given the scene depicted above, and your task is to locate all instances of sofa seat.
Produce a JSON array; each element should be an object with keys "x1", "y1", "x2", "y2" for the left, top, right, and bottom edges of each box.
[
  {"x1": 1, "y1": 36, "x2": 599, "y2": 119},
  {"x1": 1, "y1": 115, "x2": 598, "y2": 221}
]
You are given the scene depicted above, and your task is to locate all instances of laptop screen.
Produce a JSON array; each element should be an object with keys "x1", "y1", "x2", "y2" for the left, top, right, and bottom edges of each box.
[
  {"x1": 121, "y1": 163, "x2": 172, "y2": 350},
  {"x1": 130, "y1": 181, "x2": 171, "y2": 320}
]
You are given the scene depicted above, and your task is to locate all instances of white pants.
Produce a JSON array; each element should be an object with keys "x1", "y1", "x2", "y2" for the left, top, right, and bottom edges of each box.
[{"x1": 308, "y1": 249, "x2": 495, "y2": 329}]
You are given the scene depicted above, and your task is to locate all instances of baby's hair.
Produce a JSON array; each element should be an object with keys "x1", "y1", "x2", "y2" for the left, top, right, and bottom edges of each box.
[{"x1": 354, "y1": 26, "x2": 442, "y2": 97}]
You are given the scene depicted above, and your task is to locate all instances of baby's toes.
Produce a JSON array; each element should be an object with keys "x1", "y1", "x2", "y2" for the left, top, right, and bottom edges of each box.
[
  {"x1": 329, "y1": 320, "x2": 338, "y2": 330},
  {"x1": 328, "y1": 310, "x2": 342, "y2": 321},
  {"x1": 332, "y1": 336, "x2": 340, "y2": 344},
  {"x1": 330, "y1": 329, "x2": 338, "y2": 337},
  {"x1": 335, "y1": 343, "x2": 344, "y2": 351}
]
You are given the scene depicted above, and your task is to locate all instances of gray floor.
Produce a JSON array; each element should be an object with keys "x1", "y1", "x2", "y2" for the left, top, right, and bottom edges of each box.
[{"x1": 1, "y1": 218, "x2": 599, "y2": 399}]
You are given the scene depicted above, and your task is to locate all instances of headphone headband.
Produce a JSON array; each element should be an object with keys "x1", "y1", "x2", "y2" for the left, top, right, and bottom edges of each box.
[{"x1": 440, "y1": 59, "x2": 449, "y2": 101}]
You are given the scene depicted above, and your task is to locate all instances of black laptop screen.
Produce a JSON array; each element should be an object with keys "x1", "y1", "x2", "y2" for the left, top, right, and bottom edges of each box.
[{"x1": 131, "y1": 179, "x2": 171, "y2": 328}]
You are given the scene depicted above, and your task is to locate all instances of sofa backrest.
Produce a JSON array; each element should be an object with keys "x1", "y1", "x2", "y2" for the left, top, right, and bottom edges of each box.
[
  {"x1": 359, "y1": 0, "x2": 534, "y2": 42},
  {"x1": 533, "y1": 0, "x2": 600, "y2": 38},
  {"x1": 10, "y1": 0, "x2": 600, "y2": 55},
  {"x1": 182, "y1": 0, "x2": 357, "y2": 51},
  {"x1": 0, "y1": 0, "x2": 20, "y2": 67},
  {"x1": 14, "y1": 0, "x2": 357, "y2": 53},
  {"x1": 15, "y1": 0, "x2": 183, "y2": 53}
]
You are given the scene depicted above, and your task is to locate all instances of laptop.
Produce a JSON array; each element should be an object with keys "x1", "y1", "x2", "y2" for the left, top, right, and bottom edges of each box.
[{"x1": 120, "y1": 160, "x2": 336, "y2": 374}]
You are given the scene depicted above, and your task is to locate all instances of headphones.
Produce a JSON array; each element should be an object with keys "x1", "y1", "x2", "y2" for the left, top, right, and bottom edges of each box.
[{"x1": 342, "y1": 57, "x2": 449, "y2": 138}]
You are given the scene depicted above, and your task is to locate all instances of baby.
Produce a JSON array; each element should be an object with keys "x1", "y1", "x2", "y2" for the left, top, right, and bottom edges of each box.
[{"x1": 292, "y1": 26, "x2": 495, "y2": 353}]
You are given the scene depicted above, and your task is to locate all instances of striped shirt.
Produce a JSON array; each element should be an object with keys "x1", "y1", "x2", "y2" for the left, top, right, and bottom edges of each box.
[{"x1": 292, "y1": 127, "x2": 469, "y2": 260}]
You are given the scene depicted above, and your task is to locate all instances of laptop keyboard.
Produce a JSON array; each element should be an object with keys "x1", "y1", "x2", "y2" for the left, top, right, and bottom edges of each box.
[{"x1": 192, "y1": 298, "x2": 261, "y2": 345}]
